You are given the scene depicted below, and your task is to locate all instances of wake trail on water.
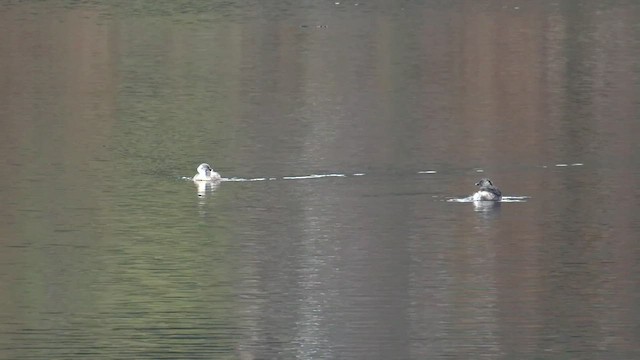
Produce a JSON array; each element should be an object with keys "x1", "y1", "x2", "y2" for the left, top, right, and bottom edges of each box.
[
  {"x1": 447, "y1": 196, "x2": 530, "y2": 203},
  {"x1": 181, "y1": 162, "x2": 584, "y2": 186}
]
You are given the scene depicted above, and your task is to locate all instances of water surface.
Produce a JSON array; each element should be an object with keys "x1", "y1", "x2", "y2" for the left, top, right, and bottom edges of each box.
[{"x1": 1, "y1": 1, "x2": 640, "y2": 359}]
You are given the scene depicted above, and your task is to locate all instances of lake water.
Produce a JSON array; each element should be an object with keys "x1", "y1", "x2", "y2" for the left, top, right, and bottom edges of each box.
[{"x1": 1, "y1": 1, "x2": 639, "y2": 359}]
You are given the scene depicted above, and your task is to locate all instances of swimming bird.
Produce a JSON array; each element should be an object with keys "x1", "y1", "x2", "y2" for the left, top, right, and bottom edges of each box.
[
  {"x1": 193, "y1": 163, "x2": 221, "y2": 182},
  {"x1": 473, "y1": 178, "x2": 502, "y2": 201}
]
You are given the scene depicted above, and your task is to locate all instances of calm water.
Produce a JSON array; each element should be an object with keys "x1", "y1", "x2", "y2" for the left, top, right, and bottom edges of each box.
[{"x1": 1, "y1": 1, "x2": 640, "y2": 359}]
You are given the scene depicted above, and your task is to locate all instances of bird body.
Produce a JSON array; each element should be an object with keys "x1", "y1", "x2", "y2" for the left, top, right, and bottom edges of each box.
[
  {"x1": 193, "y1": 163, "x2": 221, "y2": 181},
  {"x1": 473, "y1": 178, "x2": 502, "y2": 201}
]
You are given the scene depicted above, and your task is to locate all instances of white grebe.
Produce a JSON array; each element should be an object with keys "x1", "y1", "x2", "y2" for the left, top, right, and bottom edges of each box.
[{"x1": 193, "y1": 163, "x2": 221, "y2": 182}]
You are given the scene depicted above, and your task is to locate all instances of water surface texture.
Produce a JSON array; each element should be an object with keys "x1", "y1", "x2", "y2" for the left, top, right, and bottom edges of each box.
[{"x1": 1, "y1": 1, "x2": 639, "y2": 359}]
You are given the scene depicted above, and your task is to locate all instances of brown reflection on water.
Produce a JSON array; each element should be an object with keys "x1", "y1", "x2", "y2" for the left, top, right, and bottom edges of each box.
[
  {"x1": 0, "y1": 4, "x2": 116, "y2": 205},
  {"x1": 0, "y1": 1, "x2": 118, "y2": 346}
]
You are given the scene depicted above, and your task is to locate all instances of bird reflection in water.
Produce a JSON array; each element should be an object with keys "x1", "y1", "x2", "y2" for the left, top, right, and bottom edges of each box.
[
  {"x1": 473, "y1": 199, "x2": 501, "y2": 212},
  {"x1": 195, "y1": 180, "x2": 220, "y2": 198},
  {"x1": 473, "y1": 200, "x2": 502, "y2": 224}
]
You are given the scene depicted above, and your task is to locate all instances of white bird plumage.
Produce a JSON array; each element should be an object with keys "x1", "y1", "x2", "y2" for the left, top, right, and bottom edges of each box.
[{"x1": 193, "y1": 163, "x2": 221, "y2": 182}]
